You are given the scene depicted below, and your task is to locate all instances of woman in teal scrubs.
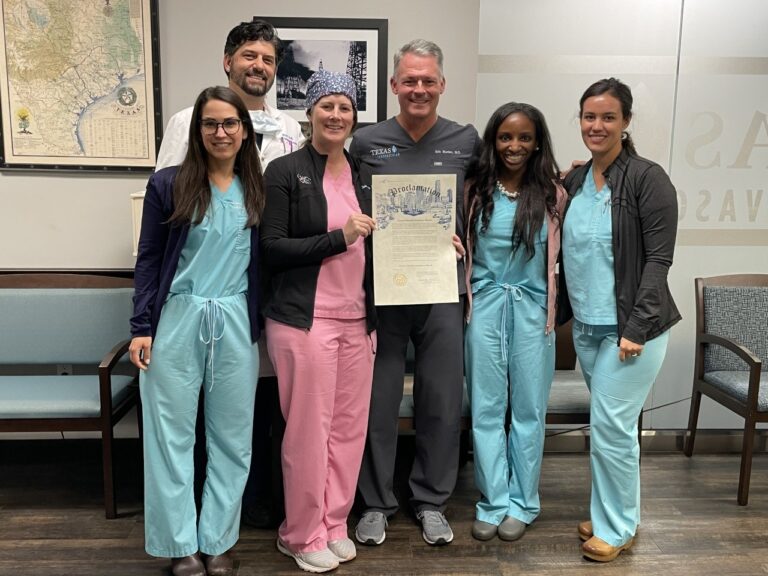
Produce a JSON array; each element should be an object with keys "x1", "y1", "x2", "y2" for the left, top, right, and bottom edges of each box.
[
  {"x1": 129, "y1": 86, "x2": 265, "y2": 576},
  {"x1": 464, "y1": 102, "x2": 566, "y2": 542},
  {"x1": 559, "y1": 78, "x2": 681, "y2": 562}
]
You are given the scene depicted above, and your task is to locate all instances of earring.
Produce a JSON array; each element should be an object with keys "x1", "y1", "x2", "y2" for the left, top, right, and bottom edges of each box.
[{"x1": 535, "y1": 147, "x2": 540, "y2": 151}]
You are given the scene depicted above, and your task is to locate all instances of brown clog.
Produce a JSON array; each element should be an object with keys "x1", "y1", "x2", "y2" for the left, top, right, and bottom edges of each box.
[
  {"x1": 578, "y1": 520, "x2": 593, "y2": 542},
  {"x1": 171, "y1": 553, "x2": 206, "y2": 576},
  {"x1": 582, "y1": 535, "x2": 634, "y2": 562},
  {"x1": 204, "y1": 551, "x2": 234, "y2": 576}
]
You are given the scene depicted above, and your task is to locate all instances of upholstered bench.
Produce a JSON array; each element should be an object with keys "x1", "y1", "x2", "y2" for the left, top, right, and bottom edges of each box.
[
  {"x1": 546, "y1": 371, "x2": 591, "y2": 425},
  {"x1": 0, "y1": 274, "x2": 138, "y2": 518}
]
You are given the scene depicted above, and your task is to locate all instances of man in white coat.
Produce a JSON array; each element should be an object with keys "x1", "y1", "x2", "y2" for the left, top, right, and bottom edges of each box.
[
  {"x1": 156, "y1": 18, "x2": 304, "y2": 170},
  {"x1": 154, "y1": 18, "x2": 304, "y2": 529}
]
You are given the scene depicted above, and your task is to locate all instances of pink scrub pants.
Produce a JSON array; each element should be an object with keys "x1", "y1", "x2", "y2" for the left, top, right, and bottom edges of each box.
[{"x1": 266, "y1": 317, "x2": 375, "y2": 553}]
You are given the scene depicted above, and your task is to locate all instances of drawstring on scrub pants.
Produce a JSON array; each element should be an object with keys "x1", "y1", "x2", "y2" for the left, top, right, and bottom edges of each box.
[
  {"x1": 498, "y1": 284, "x2": 523, "y2": 363},
  {"x1": 497, "y1": 283, "x2": 553, "y2": 363},
  {"x1": 199, "y1": 299, "x2": 226, "y2": 392}
]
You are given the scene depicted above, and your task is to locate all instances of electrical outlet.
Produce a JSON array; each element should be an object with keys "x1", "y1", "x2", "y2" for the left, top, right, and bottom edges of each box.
[{"x1": 57, "y1": 364, "x2": 73, "y2": 375}]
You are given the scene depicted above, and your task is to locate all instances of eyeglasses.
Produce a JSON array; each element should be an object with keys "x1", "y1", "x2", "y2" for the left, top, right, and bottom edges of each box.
[{"x1": 201, "y1": 118, "x2": 242, "y2": 135}]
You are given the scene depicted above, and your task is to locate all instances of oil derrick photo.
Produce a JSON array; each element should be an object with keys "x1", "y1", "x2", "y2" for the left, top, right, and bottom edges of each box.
[{"x1": 277, "y1": 39, "x2": 368, "y2": 111}]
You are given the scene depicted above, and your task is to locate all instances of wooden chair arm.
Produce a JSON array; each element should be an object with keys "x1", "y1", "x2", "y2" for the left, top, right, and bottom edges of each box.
[
  {"x1": 700, "y1": 333, "x2": 763, "y2": 409},
  {"x1": 98, "y1": 339, "x2": 134, "y2": 418},
  {"x1": 99, "y1": 339, "x2": 132, "y2": 374},
  {"x1": 700, "y1": 333, "x2": 762, "y2": 369}
]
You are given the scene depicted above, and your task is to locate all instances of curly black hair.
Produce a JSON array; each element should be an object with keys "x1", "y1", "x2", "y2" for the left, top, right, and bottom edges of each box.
[{"x1": 224, "y1": 19, "x2": 284, "y2": 69}]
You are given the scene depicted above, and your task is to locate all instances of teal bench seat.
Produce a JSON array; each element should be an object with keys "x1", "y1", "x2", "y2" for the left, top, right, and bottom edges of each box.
[{"x1": 0, "y1": 375, "x2": 136, "y2": 419}]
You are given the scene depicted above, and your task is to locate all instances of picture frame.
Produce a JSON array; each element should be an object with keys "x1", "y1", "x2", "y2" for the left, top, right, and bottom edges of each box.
[
  {"x1": 0, "y1": 0, "x2": 163, "y2": 172},
  {"x1": 264, "y1": 17, "x2": 388, "y2": 127}
]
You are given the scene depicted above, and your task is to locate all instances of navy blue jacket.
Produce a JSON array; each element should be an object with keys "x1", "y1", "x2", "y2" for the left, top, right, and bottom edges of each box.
[{"x1": 130, "y1": 166, "x2": 261, "y2": 342}]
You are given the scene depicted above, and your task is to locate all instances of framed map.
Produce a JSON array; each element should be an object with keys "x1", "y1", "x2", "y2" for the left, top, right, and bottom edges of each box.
[{"x1": 0, "y1": 0, "x2": 162, "y2": 172}]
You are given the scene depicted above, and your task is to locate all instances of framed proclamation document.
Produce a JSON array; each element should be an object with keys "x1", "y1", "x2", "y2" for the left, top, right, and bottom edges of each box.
[{"x1": 372, "y1": 174, "x2": 459, "y2": 306}]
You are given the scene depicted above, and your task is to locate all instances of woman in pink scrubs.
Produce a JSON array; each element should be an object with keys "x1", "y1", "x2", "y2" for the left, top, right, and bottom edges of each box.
[{"x1": 260, "y1": 70, "x2": 376, "y2": 574}]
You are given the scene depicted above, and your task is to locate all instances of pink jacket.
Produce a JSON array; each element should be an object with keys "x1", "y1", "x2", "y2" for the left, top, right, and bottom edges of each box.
[{"x1": 464, "y1": 181, "x2": 567, "y2": 334}]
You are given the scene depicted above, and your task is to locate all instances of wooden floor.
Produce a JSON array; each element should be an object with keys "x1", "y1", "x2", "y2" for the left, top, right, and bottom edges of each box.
[{"x1": 1, "y1": 440, "x2": 767, "y2": 575}]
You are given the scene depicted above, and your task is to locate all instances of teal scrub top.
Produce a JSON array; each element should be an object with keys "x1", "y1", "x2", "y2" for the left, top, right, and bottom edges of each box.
[
  {"x1": 562, "y1": 165, "x2": 617, "y2": 325},
  {"x1": 170, "y1": 176, "x2": 250, "y2": 298},
  {"x1": 470, "y1": 186, "x2": 547, "y2": 309}
]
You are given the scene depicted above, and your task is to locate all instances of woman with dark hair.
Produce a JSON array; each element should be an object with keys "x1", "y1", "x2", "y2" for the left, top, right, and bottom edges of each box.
[
  {"x1": 559, "y1": 78, "x2": 680, "y2": 562},
  {"x1": 464, "y1": 102, "x2": 566, "y2": 542},
  {"x1": 129, "y1": 85, "x2": 264, "y2": 576},
  {"x1": 260, "y1": 70, "x2": 376, "y2": 573}
]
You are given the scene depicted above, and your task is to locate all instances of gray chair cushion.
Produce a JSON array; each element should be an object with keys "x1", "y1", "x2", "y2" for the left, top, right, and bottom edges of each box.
[
  {"x1": 548, "y1": 371, "x2": 590, "y2": 413},
  {"x1": 703, "y1": 286, "x2": 768, "y2": 372},
  {"x1": 703, "y1": 371, "x2": 768, "y2": 412}
]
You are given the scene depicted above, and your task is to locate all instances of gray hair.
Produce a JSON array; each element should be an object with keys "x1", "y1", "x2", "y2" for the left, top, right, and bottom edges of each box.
[{"x1": 393, "y1": 39, "x2": 444, "y2": 77}]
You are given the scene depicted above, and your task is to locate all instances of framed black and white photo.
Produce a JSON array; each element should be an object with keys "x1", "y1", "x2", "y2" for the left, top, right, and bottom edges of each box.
[{"x1": 264, "y1": 17, "x2": 388, "y2": 126}]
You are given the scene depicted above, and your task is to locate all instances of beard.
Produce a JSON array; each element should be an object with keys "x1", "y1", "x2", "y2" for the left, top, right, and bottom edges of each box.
[{"x1": 233, "y1": 68, "x2": 275, "y2": 97}]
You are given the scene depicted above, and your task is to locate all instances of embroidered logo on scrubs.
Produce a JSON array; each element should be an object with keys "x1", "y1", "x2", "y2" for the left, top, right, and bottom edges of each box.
[
  {"x1": 369, "y1": 145, "x2": 400, "y2": 159},
  {"x1": 297, "y1": 173, "x2": 311, "y2": 185}
]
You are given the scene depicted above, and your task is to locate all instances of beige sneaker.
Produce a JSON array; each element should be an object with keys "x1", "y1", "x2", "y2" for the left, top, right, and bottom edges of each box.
[
  {"x1": 328, "y1": 537, "x2": 357, "y2": 562},
  {"x1": 276, "y1": 538, "x2": 339, "y2": 573}
]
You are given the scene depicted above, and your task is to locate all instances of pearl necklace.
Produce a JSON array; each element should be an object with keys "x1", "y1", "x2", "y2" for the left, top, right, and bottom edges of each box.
[{"x1": 496, "y1": 180, "x2": 519, "y2": 200}]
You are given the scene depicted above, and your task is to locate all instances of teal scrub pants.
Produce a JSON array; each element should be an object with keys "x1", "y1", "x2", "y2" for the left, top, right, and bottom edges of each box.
[
  {"x1": 140, "y1": 293, "x2": 258, "y2": 558},
  {"x1": 466, "y1": 284, "x2": 555, "y2": 525},
  {"x1": 572, "y1": 321, "x2": 670, "y2": 547}
]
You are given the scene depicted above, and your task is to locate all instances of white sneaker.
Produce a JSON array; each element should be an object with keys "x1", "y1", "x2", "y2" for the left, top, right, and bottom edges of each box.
[
  {"x1": 328, "y1": 537, "x2": 357, "y2": 562},
  {"x1": 276, "y1": 538, "x2": 339, "y2": 573}
]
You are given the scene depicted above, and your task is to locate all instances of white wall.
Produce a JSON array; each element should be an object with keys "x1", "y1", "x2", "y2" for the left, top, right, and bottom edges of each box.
[
  {"x1": 0, "y1": 0, "x2": 480, "y2": 270},
  {"x1": 2, "y1": 0, "x2": 765, "y2": 429},
  {"x1": 477, "y1": 0, "x2": 768, "y2": 428}
]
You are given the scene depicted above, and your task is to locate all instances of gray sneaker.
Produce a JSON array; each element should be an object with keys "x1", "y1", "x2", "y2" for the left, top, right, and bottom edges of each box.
[
  {"x1": 355, "y1": 511, "x2": 387, "y2": 545},
  {"x1": 417, "y1": 510, "x2": 454, "y2": 545}
]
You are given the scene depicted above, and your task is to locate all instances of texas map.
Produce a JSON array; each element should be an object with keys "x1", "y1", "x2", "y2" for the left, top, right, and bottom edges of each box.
[{"x1": 0, "y1": 0, "x2": 157, "y2": 167}]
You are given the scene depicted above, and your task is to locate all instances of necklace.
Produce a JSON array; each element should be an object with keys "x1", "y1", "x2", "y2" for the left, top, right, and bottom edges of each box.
[{"x1": 496, "y1": 180, "x2": 519, "y2": 200}]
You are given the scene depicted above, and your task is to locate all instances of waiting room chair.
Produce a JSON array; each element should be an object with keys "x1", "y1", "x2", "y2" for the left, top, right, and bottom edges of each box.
[{"x1": 684, "y1": 274, "x2": 768, "y2": 505}]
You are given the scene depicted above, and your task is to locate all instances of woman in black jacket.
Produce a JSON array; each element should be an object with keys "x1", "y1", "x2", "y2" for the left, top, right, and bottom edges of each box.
[
  {"x1": 260, "y1": 70, "x2": 376, "y2": 574},
  {"x1": 558, "y1": 78, "x2": 681, "y2": 562}
]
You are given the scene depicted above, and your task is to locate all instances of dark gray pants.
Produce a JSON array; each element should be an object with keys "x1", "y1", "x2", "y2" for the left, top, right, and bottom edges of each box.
[{"x1": 357, "y1": 300, "x2": 464, "y2": 515}]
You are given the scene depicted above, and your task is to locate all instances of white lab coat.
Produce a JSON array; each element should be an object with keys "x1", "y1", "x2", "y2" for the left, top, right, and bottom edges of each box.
[{"x1": 154, "y1": 101, "x2": 304, "y2": 170}]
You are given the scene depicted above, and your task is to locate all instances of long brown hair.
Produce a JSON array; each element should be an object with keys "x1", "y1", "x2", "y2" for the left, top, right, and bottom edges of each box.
[{"x1": 169, "y1": 86, "x2": 265, "y2": 227}]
